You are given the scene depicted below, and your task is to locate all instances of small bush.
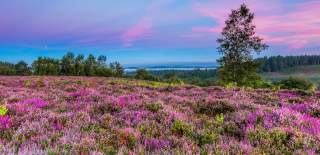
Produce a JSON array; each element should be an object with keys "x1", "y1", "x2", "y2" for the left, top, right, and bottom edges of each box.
[
  {"x1": 138, "y1": 122, "x2": 161, "y2": 138},
  {"x1": 0, "y1": 105, "x2": 8, "y2": 116},
  {"x1": 277, "y1": 77, "x2": 315, "y2": 91},
  {"x1": 222, "y1": 122, "x2": 243, "y2": 139},
  {"x1": 117, "y1": 131, "x2": 137, "y2": 150},
  {"x1": 215, "y1": 113, "x2": 224, "y2": 125},
  {"x1": 23, "y1": 80, "x2": 31, "y2": 88},
  {"x1": 145, "y1": 103, "x2": 163, "y2": 113},
  {"x1": 196, "y1": 100, "x2": 235, "y2": 117},
  {"x1": 196, "y1": 131, "x2": 218, "y2": 146},
  {"x1": 248, "y1": 128, "x2": 294, "y2": 154},
  {"x1": 171, "y1": 120, "x2": 193, "y2": 137}
]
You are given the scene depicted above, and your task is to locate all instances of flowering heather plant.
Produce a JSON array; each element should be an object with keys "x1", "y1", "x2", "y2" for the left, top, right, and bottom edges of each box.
[
  {"x1": 22, "y1": 98, "x2": 49, "y2": 108},
  {"x1": 0, "y1": 116, "x2": 10, "y2": 129},
  {"x1": 0, "y1": 76, "x2": 319, "y2": 154}
]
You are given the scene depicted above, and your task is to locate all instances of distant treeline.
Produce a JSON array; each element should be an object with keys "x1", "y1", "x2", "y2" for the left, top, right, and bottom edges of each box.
[
  {"x1": 257, "y1": 55, "x2": 320, "y2": 72},
  {"x1": 0, "y1": 52, "x2": 124, "y2": 77}
]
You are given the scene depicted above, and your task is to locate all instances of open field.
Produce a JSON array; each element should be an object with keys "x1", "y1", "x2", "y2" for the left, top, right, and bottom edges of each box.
[{"x1": 0, "y1": 76, "x2": 320, "y2": 154}]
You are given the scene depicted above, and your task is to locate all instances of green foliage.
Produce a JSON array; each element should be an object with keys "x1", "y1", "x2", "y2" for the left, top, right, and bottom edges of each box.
[
  {"x1": 0, "y1": 52, "x2": 118, "y2": 77},
  {"x1": 216, "y1": 4, "x2": 268, "y2": 87},
  {"x1": 109, "y1": 79, "x2": 183, "y2": 88},
  {"x1": 126, "y1": 134, "x2": 137, "y2": 150},
  {"x1": 0, "y1": 105, "x2": 8, "y2": 116},
  {"x1": 218, "y1": 61, "x2": 263, "y2": 87},
  {"x1": 171, "y1": 120, "x2": 193, "y2": 137},
  {"x1": 24, "y1": 80, "x2": 31, "y2": 88},
  {"x1": 0, "y1": 61, "x2": 17, "y2": 75},
  {"x1": 147, "y1": 69, "x2": 218, "y2": 87},
  {"x1": 162, "y1": 72, "x2": 184, "y2": 85},
  {"x1": 15, "y1": 61, "x2": 31, "y2": 75},
  {"x1": 248, "y1": 128, "x2": 295, "y2": 154},
  {"x1": 32, "y1": 57, "x2": 60, "y2": 75},
  {"x1": 134, "y1": 69, "x2": 159, "y2": 81},
  {"x1": 196, "y1": 100, "x2": 235, "y2": 117},
  {"x1": 138, "y1": 122, "x2": 161, "y2": 138},
  {"x1": 60, "y1": 52, "x2": 75, "y2": 76},
  {"x1": 145, "y1": 103, "x2": 163, "y2": 113},
  {"x1": 257, "y1": 55, "x2": 320, "y2": 72},
  {"x1": 214, "y1": 113, "x2": 224, "y2": 125},
  {"x1": 276, "y1": 77, "x2": 315, "y2": 91},
  {"x1": 110, "y1": 62, "x2": 124, "y2": 77},
  {"x1": 196, "y1": 131, "x2": 218, "y2": 146}
]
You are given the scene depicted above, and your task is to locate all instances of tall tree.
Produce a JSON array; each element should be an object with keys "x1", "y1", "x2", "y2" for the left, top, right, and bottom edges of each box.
[
  {"x1": 74, "y1": 54, "x2": 85, "y2": 76},
  {"x1": 217, "y1": 4, "x2": 268, "y2": 86},
  {"x1": 15, "y1": 60, "x2": 31, "y2": 75},
  {"x1": 97, "y1": 55, "x2": 107, "y2": 67},
  {"x1": 110, "y1": 62, "x2": 124, "y2": 77},
  {"x1": 32, "y1": 57, "x2": 60, "y2": 75},
  {"x1": 60, "y1": 52, "x2": 75, "y2": 75},
  {"x1": 84, "y1": 54, "x2": 97, "y2": 76}
]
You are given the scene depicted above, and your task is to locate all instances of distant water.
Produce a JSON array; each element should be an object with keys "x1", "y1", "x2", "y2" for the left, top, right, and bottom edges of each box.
[
  {"x1": 124, "y1": 62, "x2": 218, "y2": 72},
  {"x1": 125, "y1": 67, "x2": 216, "y2": 72}
]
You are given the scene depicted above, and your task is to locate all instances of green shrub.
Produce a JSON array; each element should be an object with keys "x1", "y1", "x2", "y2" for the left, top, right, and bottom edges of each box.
[
  {"x1": 248, "y1": 128, "x2": 294, "y2": 154},
  {"x1": 196, "y1": 131, "x2": 218, "y2": 146},
  {"x1": 134, "y1": 69, "x2": 150, "y2": 80},
  {"x1": 138, "y1": 122, "x2": 161, "y2": 138},
  {"x1": 223, "y1": 122, "x2": 243, "y2": 139},
  {"x1": 0, "y1": 105, "x2": 8, "y2": 116},
  {"x1": 100, "y1": 146, "x2": 117, "y2": 155},
  {"x1": 196, "y1": 100, "x2": 235, "y2": 117},
  {"x1": 145, "y1": 103, "x2": 163, "y2": 113},
  {"x1": 277, "y1": 77, "x2": 315, "y2": 91},
  {"x1": 24, "y1": 80, "x2": 31, "y2": 88},
  {"x1": 171, "y1": 120, "x2": 193, "y2": 137},
  {"x1": 215, "y1": 113, "x2": 224, "y2": 125}
]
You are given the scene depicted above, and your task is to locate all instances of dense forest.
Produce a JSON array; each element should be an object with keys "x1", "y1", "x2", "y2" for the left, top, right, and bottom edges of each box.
[
  {"x1": 257, "y1": 55, "x2": 320, "y2": 72},
  {"x1": 0, "y1": 52, "x2": 124, "y2": 77}
]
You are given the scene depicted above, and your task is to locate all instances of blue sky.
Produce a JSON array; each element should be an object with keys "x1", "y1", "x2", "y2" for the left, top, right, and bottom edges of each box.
[{"x1": 0, "y1": 0, "x2": 319, "y2": 65}]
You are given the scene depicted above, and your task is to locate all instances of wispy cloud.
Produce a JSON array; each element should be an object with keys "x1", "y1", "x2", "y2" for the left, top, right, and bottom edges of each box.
[
  {"x1": 122, "y1": 17, "x2": 153, "y2": 47},
  {"x1": 192, "y1": 0, "x2": 320, "y2": 50}
]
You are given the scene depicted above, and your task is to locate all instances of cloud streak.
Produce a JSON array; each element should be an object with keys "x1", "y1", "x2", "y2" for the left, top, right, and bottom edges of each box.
[{"x1": 192, "y1": 0, "x2": 320, "y2": 50}]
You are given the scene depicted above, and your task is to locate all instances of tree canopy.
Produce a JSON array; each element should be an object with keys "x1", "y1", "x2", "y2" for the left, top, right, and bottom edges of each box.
[{"x1": 216, "y1": 4, "x2": 268, "y2": 86}]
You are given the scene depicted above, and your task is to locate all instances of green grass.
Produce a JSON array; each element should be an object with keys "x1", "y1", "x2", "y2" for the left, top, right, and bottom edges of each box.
[{"x1": 108, "y1": 78, "x2": 184, "y2": 88}]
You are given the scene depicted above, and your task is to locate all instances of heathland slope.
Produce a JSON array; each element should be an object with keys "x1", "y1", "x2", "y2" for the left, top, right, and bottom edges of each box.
[{"x1": 0, "y1": 76, "x2": 319, "y2": 154}]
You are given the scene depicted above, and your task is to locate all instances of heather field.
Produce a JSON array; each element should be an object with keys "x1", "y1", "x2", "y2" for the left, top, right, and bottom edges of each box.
[{"x1": 0, "y1": 76, "x2": 320, "y2": 154}]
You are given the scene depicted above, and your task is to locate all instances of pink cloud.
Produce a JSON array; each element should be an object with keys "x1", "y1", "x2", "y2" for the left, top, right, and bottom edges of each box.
[
  {"x1": 192, "y1": 0, "x2": 320, "y2": 49},
  {"x1": 122, "y1": 17, "x2": 152, "y2": 47},
  {"x1": 121, "y1": 0, "x2": 173, "y2": 47}
]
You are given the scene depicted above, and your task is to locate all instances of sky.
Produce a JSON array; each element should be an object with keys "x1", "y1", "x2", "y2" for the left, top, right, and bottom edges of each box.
[{"x1": 0, "y1": 0, "x2": 319, "y2": 65}]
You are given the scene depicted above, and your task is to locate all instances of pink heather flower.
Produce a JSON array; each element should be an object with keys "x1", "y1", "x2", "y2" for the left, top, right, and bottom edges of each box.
[
  {"x1": 69, "y1": 89, "x2": 90, "y2": 98},
  {"x1": 0, "y1": 116, "x2": 10, "y2": 129},
  {"x1": 52, "y1": 122, "x2": 63, "y2": 131},
  {"x1": 22, "y1": 98, "x2": 49, "y2": 108},
  {"x1": 114, "y1": 94, "x2": 140, "y2": 108},
  {"x1": 144, "y1": 138, "x2": 170, "y2": 151}
]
